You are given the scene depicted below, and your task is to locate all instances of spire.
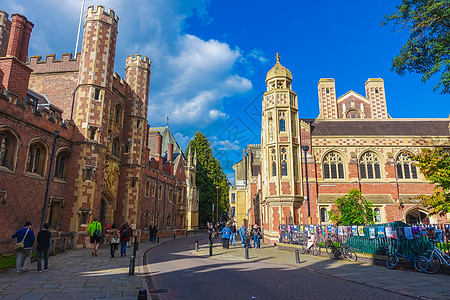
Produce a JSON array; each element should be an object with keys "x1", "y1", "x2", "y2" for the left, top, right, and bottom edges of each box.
[
  {"x1": 276, "y1": 52, "x2": 280, "y2": 63},
  {"x1": 266, "y1": 52, "x2": 292, "y2": 82}
]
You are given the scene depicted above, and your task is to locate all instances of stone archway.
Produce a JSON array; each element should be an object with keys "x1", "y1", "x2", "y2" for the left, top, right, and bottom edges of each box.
[{"x1": 404, "y1": 206, "x2": 434, "y2": 225}]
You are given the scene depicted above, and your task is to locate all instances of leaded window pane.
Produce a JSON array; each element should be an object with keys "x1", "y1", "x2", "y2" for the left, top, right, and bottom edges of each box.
[
  {"x1": 360, "y1": 164, "x2": 366, "y2": 179},
  {"x1": 280, "y1": 119, "x2": 285, "y2": 131},
  {"x1": 281, "y1": 161, "x2": 288, "y2": 176},
  {"x1": 396, "y1": 164, "x2": 403, "y2": 179},
  {"x1": 323, "y1": 163, "x2": 330, "y2": 179},
  {"x1": 323, "y1": 152, "x2": 345, "y2": 180},
  {"x1": 367, "y1": 163, "x2": 373, "y2": 179},
  {"x1": 403, "y1": 164, "x2": 411, "y2": 179},
  {"x1": 338, "y1": 164, "x2": 344, "y2": 179},
  {"x1": 411, "y1": 165, "x2": 417, "y2": 179},
  {"x1": 374, "y1": 164, "x2": 381, "y2": 179},
  {"x1": 331, "y1": 164, "x2": 337, "y2": 179},
  {"x1": 0, "y1": 136, "x2": 9, "y2": 167},
  {"x1": 272, "y1": 162, "x2": 276, "y2": 177}
]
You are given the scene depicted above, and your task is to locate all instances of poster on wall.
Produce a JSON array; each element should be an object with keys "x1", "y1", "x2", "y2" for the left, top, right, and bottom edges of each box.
[
  {"x1": 377, "y1": 226, "x2": 385, "y2": 237},
  {"x1": 369, "y1": 227, "x2": 376, "y2": 239},
  {"x1": 385, "y1": 226, "x2": 393, "y2": 238},
  {"x1": 352, "y1": 225, "x2": 358, "y2": 236},
  {"x1": 404, "y1": 227, "x2": 413, "y2": 239},
  {"x1": 338, "y1": 226, "x2": 344, "y2": 236},
  {"x1": 358, "y1": 226, "x2": 365, "y2": 237}
]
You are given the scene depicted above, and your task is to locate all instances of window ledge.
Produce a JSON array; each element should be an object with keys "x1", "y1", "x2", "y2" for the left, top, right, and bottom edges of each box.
[
  {"x1": 0, "y1": 166, "x2": 14, "y2": 174},
  {"x1": 24, "y1": 172, "x2": 45, "y2": 180},
  {"x1": 54, "y1": 178, "x2": 67, "y2": 184}
]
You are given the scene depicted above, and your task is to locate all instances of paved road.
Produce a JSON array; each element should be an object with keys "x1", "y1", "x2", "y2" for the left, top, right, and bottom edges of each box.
[{"x1": 144, "y1": 236, "x2": 415, "y2": 300}]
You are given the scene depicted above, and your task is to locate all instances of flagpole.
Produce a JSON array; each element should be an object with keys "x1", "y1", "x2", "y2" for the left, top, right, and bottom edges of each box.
[{"x1": 74, "y1": 0, "x2": 86, "y2": 56}]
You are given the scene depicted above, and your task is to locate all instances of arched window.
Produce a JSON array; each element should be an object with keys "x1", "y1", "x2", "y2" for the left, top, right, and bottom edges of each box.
[
  {"x1": 114, "y1": 104, "x2": 123, "y2": 126},
  {"x1": 359, "y1": 152, "x2": 381, "y2": 179},
  {"x1": 0, "y1": 131, "x2": 17, "y2": 171},
  {"x1": 271, "y1": 148, "x2": 276, "y2": 177},
  {"x1": 323, "y1": 152, "x2": 344, "y2": 179},
  {"x1": 279, "y1": 112, "x2": 286, "y2": 132},
  {"x1": 320, "y1": 208, "x2": 328, "y2": 223},
  {"x1": 374, "y1": 208, "x2": 381, "y2": 222},
  {"x1": 396, "y1": 152, "x2": 418, "y2": 179},
  {"x1": 26, "y1": 142, "x2": 47, "y2": 176},
  {"x1": 281, "y1": 147, "x2": 288, "y2": 176},
  {"x1": 55, "y1": 150, "x2": 70, "y2": 179},
  {"x1": 112, "y1": 139, "x2": 121, "y2": 157},
  {"x1": 346, "y1": 110, "x2": 361, "y2": 119}
]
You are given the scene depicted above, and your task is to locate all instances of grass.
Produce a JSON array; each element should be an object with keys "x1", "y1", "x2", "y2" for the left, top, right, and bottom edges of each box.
[{"x1": 0, "y1": 252, "x2": 37, "y2": 272}]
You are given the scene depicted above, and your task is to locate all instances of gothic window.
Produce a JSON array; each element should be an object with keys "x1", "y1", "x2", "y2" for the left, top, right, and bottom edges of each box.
[
  {"x1": 374, "y1": 208, "x2": 381, "y2": 222},
  {"x1": 26, "y1": 142, "x2": 46, "y2": 176},
  {"x1": 0, "y1": 131, "x2": 17, "y2": 171},
  {"x1": 320, "y1": 208, "x2": 328, "y2": 223},
  {"x1": 279, "y1": 112, "x2": 286, "y2": 132},
  {"x1": 114, "y1": 104, "x2": 123, "y2": 126},
  {"x1": 112, "y1": 139, "x2": 121, "y2": 157},
  {"x1": 54, "y1": 150, "x2": 70, "y2": 179},
  {"x1": 396, "y1": 152, "x2": 418, "y2": 179},
  {"x1": 323, "y1": 152, "x2": 345, "y2": 179},
  {"x1": 145, "y1": 181, "x2": 150, "y2": 197},
  {"x1": 346, "y1": 110, "x2": 361, "y2": 119},
  {"x1": 94, "y1": 88, "x2": 100, "y2": 100},
  {"x1": 281, "y1": 147, "x2": 288, "y2": 176},
  {"x1": 359, "y1": 152, "x2": 381, "y2": 179},
  {"x1": 271, "y1": 148, "x2": 276, "y2": 177}
]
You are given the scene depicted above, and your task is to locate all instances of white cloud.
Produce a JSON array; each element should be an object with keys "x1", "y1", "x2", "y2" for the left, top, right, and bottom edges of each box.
[
  {"x1": 174, "y1": 132, "x2": 191, "y2": 151},
  {"x1": 210, "y1": 137, "x2": 241, "y2": 151}
]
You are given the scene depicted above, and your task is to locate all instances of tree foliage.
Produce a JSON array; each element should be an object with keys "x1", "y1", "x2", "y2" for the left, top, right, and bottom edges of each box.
[
  {"x1": 328, "y1": 189, "x2": 375, "y2": 226},
  {"x1": 186, "y1": 131, "x2": 229, "y2": 225},
  {"x1": 383, "y1": 0, "x2": 450, "y2": 94},
  {"x1": 412, "y1": 148, "x2": 450, "y2": 216}
]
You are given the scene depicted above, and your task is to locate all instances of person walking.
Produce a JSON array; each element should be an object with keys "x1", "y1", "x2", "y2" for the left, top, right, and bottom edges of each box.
[
  {"x1": 251, "y1": 224, "x2": 262, "y2": 249},
  {"x1": 150, "y1": 225, "x2": 158, "y2": 243},
  {"x1": 207, "y1": 223, "x2": 215, "y2": 245},
  {"x1": 108, "y1": 224, "x2": 120, "y2": 258},
  {"x1": 119, "y1": 222, "x2": 131, "y2": 257},
  {"x1": 238, "y1": 224, "x2": 247, "y2": 246},
  {"x1": 36, "y1": 223, "x2": 51, "y2": 272},
  {"x1": 12, "y1": 221, "x2": 35, "y2": 273},
  {"x1": 87, "y1": 218, "x2": 102, "y2": 256},
  {"x1": 221, "y1": 224, "x2": 231, "y2": 249},
  {"x1": 229, "y1": 222, "x2": 237, "y2": 246}
]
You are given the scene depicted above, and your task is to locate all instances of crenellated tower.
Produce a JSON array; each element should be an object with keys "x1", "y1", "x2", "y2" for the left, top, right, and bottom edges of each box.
[{"x1": 261, "y1": 54, "x2": 303, "y2": 243}]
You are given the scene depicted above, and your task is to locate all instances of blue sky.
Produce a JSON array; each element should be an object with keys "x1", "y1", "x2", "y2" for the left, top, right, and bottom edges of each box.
[{"x1": 4, "y1": 0, "x2": 449, "y2": 183}]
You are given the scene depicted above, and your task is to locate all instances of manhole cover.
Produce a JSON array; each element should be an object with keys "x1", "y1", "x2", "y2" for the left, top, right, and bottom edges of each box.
[{"x1": 149, "y1": 289, "x2": 169, "y2": 294}]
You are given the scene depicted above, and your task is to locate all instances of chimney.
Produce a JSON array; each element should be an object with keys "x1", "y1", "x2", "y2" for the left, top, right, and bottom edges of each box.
[
  {"x1": 0, "y1": 13, "x2": 33, "y2": 100},
  {"x1": 166, "y1": 143, "x2": 174, "y2": 174},
  {"x1": 153, "y1": 133, "x2": 163, "y2": 170},
  {"x1": 0, "y1": 10, "x2": 12, "y2": 57}
]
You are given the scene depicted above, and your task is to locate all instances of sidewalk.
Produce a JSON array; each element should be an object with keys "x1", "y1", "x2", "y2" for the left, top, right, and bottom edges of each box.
[
  {"x1": 194, "y1": 239, "x2": 450, "y2": 300},
  {"x1": 0, "y1": 235, "x2": 184, "y2": 300}
]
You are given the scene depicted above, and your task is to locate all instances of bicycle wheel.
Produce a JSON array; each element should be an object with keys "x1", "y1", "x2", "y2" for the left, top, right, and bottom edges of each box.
[
  {"x1": 386, "y1": 254, "x2": 399, "y2": 269},
  {"x1": 345, "y1": 248, "x2": 357, "y2": 262},
  {"x1": 300, "y1": 243, "x2": 307, "y2": 254},
  {"x1": 414, "y1": 258, "x2": 425, "y2": 272},
  {"x1": 311, "y1": 244, "x2": 320, "y2": 256},
  {"x1": 419, "y1": 253, "x2": 441, "y2": 274},
  {"x1": 326, "y1": 244, "x2": 341, "y2": 259}
]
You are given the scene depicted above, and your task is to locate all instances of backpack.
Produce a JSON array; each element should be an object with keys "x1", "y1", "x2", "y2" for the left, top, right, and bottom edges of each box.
[
  {"x1": 120, "y1": 228, "x2": 128, "y2": 239},
  {"x1": 93, "y1": 222, "x2": 101, "y2": 238}
]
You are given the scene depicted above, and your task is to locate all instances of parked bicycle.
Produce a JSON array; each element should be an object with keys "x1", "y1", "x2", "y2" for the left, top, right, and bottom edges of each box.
[
  {"x1": 385, "y1": 241, "x2": 424, "y2": 272},
  {"x1": 300, "y1": 234, "x2": 320, "y2": 256},
  {"x1": 417, "y1": 240, "x2": 450, "y2": 274},
  {"x1": 325, "y1": 235, "x2": 357, "y2": 262}
]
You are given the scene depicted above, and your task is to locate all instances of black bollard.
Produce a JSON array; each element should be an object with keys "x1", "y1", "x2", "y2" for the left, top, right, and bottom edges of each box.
[
  {"x1": 157, "y1": 237, "x2": 160, "y2": 243},
  {"x1": 138, "y1": 289, "x2": 147, "y2": 300},
  {"x1": 245, "y1": 246, "x2": 249, "y2": 259},
  {"x1": 128, "y1": 255, "x2": 135, "y2": 275},
  {"x1": 209, "y1": 243, "x2": 213, "y2": 256},
  {"x1": 195, "y1": 240, "x2": 199, "y2": 251},
  {"x1": 295, "y1": 249, "x2": 300, "y2": 264},
  {"x1": 133, "y1": 236, "x2": 138, "y2": 257},
  {"x1": 174, "y1": 234, "x2": 176, "y2": 239}
]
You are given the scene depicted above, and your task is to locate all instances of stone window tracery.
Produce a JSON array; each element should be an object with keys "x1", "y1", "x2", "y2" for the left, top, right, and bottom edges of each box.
[
  {"x1": 374, "y1": 208, "x2": 381, "y2": 222},
  {"x1": 281, "y1": 147, "x2": 288, "y2": 176},
  {"x1": 26, "y1": 142, "x2": 46, "y2": 176},
  {"x1": 323, "y1": 152, "x2": 344, "y2": 179},
  {"x1": 114, "y1": 104, "x2": 123, "y2": 126},
  {"x1": 0, "y1": 131, "x2": 17, "y2": 171},
  {"x1": 359, "y1": 152, "x2": 381, "y2": 179},
  {"x1": 396, "y1": 152, "x2": 418, "y2": 179},
  {"x1": 55, "y1": 150, "x2": 70, "y2": 179},
  {"x1": 112, "y1": 139, "x2": 121, "y2": 157},
  {"x1": 271, "y1": 148, "x2": 276, "y2": 177},
  {"x1": 320, "y1": 207, "x2": 328, "y2": 223},
  {"x1": 279, "y1": 112, "x2": 286, "y2": 132}
]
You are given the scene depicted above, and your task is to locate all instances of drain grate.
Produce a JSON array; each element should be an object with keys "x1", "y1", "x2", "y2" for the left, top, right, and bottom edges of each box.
[{"x1": 149, "y1": 289, "x2": 169, "y2": 294}]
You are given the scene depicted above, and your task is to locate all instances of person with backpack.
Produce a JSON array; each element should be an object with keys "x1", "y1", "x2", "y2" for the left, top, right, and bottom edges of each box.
[
  {"x1": 87, "y1": 218, "x2": 102, "y2": 256},
  {"x1": 12, "y1": 221, "x2": 35, "y2": 273},
  {"x1": 36, "y1": 223, "x2": 51, "y2": 272},
  {"x1": 107, "y1": 224, "x2": 120, "y2": 258},
  {"x1": 119, "y1": 222, "x2": 131, "y2": 256}
]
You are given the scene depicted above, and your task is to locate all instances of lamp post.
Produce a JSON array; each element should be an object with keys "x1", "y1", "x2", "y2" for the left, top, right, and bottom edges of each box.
[
  {"x1": 216, "y1": 186, "x2": 219, "y2": 225},
  {"x1": 301, "y1": 145, "x2": 311, "y2": 225}
]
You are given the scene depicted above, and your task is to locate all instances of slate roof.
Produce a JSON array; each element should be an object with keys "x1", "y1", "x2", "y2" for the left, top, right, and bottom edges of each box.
[{"x1": 307, "y1": 119, "x2": 450, "y2": 136}]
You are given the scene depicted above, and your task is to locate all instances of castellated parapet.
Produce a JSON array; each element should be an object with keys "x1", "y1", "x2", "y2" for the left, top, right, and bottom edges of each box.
[
  {"x1": 85, "y1": 5, "x2": 119, "y2": 27},
  {"x1": 28, "y1": 53, "x2": 81, "y2": 73}
]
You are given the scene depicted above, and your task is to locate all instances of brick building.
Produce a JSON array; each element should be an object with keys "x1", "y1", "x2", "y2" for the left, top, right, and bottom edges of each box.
[
  {"x1": 231, "y1": 55, "x2": 450, "y2": 244},
  {"x1": 0, "y1": 6, "x2": 198, "y2": 248}
]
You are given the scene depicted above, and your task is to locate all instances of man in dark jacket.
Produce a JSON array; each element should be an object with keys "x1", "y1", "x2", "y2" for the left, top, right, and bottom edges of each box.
[
  {"x1": 36, "y1": 223, "x2": 51, "y2": 272},
  {"x1": 12, "y1": 221, "x2": 35, "y2": 273}
]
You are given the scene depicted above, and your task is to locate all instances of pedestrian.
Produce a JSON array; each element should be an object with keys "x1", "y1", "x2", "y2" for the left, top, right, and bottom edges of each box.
[
  {"x1": 150, "y1": 225, "x2": 158, "y2": 243},
  {"x1": 238, "y1": 224, "x2": 247, "y2": 246},
  {"x1": 208, "y1": 223, "x2": 215, "y2": 245},
  {"x1": 251, "y1": 224, "x2": 262, "y2": 248},
  {"x1": 221, "y1": 224, "x2": 231, "y2": 249},
  {"x1": 12, "y1": 221, "x2": 35, "y2": 273},
  {"x1": 87, "y1": 218, "x2": 102, "y2": 256},
  {"x1": 108, "y1": 224, "x2": 120, "y2": 258},
  {"x1": 230, "y1": 222, "x2": 237, "y2": 246},
  {"x1": 119, "y1": 222, "x2": 131, "y2": 256},
  {"x1": 36, "y1": 223, "x2": 51, "y2": 272}
]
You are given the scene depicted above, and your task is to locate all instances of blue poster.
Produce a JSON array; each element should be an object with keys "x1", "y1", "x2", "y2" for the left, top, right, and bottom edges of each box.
[{"x1": 377, "y1": 226, "x2": 385, "y2": 237}]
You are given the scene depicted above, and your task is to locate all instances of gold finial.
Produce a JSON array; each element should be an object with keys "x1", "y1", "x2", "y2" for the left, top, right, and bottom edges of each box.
[{"x1": 276, "y1": 52, "x2": 280, "y2": 63}]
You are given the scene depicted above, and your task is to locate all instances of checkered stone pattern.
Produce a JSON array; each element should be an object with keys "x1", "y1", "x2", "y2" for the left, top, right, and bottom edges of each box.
[{"x1": 313, "y1": 137, "x2": 433, "y2": 147}]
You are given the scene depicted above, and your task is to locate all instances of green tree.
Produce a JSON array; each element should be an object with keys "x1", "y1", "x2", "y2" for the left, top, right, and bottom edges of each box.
[
  {"x1": 412, "y1": 148, "x2": 450, "y2": 216},
  {"x1": 383, "y1": 1, "x2": 450, "y2": 94},
  {"x1": 328, "y1": 189, "x2": 375, "y2": 225},
  {"x1": 186, "y1": 131, "x2": 230, "y2": 225}
]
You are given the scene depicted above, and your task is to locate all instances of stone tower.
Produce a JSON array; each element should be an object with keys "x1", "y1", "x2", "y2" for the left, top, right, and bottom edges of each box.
[
  {"x1": 317, "y1": 78, "x2": 338, "y2": 119},
  {"x1": 261, "y1": 54, "x2": 303, "y2": 243},
  {"x1": 71, "y1": 6, "x2": 119, "y2": 231},
  {"x1": 365, "y1": 78, "x2": 388, "y2": 119}
]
